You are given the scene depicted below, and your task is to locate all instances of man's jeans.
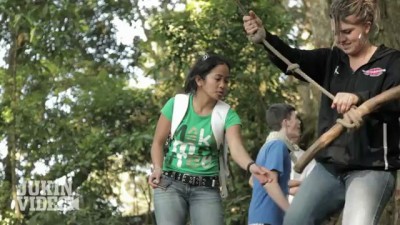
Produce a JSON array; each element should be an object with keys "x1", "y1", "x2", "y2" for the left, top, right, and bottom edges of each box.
[
  {"x1": 153, "y1": 175, "x2": 223, "y2": 225},
  {"x1": 283, "y1": 163, "x2": 395, "y2": 225}
]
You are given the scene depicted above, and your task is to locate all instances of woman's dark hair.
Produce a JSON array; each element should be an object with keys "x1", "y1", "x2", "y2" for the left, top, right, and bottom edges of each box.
[
  {"x1": 266, "y1": 103, "x2": 296, "y2": 131},
  {"x1": 184, "y1": 53, "x2": 231, "y2": 93}
]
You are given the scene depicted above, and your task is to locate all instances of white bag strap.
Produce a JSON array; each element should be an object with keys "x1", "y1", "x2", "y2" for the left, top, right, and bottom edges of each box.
[
  {"x1": 211, "y1": 100, "x2": 230, "y2": 149},
  {"x1": 219, "y1": 137, "x2": 230, "y2": 198},
  {"x1": 212, "y1": 100, "x2": 230, "y2": 198},
  {"x1": 171, "y1": 94, "x2": 189, "y2": 136},
  {"x1": 219, "y1": 154, "x2": 228, "y2": 198},
  {"x1": 223, "y1": 138, "x2": 230, "y2": 177}
]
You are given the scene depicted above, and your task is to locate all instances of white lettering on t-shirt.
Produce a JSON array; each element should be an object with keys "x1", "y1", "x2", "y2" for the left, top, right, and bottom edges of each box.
[
  {"x1": 198, "y1": 128, "x2": 211, "y2": 146},
  {"x1": 171, "y1": 140, "x2": 195, "y2": 167}
]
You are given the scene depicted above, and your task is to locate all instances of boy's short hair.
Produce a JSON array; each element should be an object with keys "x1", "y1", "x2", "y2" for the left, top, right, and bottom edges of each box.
[{"x1": 266, "y1": 103, "x2": 296, "y2": 131}]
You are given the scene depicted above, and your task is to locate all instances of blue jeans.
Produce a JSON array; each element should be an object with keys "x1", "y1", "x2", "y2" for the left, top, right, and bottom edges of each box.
[
  {"x1": 153, "y1": 175, "x2": 223, "y2": 225},
  {"x1": 283, "y1": 163, "x2": 395, "y2": 225}
]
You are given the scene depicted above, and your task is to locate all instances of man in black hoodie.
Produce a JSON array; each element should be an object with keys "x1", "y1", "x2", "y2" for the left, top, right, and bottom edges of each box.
[{"x1": 243, "y1": 0, "x2": 400, "y2": 224}]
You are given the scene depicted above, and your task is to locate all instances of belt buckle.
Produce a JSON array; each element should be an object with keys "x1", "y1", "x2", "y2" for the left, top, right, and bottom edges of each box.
[
  {"x1": 188, "y1": 175, "x2": 195, "y2": 185},
  {"x1": 181, "y1": 174, "x2": 189, "y2": 184},
  {"x1": 201, "y1": 177, "x2": 206, "y2": 186},
  {"x1": 193, "y1": 176, "x2": 200, "y2": 186},
  {"x1": 183, "y1": 174, "x2": 197, "y2": 185}
]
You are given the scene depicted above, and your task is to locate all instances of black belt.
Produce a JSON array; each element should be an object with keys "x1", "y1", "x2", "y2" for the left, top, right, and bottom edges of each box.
[{"x1": 163, "y1": 171, "x2": 219, "y2": 188}]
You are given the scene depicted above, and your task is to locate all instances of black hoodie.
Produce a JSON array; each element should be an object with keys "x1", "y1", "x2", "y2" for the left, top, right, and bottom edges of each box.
[{"x1": 265, "y1": 32, "x2": 400, "y2": 170}]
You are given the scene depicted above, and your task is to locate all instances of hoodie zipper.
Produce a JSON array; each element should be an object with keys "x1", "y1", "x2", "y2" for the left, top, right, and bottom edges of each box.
[{"x1": 383, "y1": 123, "x2": 389, "y2": 170}]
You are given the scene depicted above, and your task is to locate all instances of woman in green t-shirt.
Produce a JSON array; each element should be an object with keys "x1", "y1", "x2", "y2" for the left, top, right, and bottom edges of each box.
[{"x1": 148, "y1": 53, "x2": 272, "y2": 225}]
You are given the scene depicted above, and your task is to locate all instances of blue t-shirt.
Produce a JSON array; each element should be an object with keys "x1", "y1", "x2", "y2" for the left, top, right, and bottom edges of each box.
[{"x1": 248, "y1": 140, "x2": 291, "y2": 225}]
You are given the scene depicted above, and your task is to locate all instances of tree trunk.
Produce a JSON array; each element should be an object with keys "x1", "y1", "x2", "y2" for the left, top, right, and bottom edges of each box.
[
  {"x1": 6, "y1": 29, "x2": 22, "y2": 220},
  {"x1": 375, "y1": 1, "x2": 400, "y2": 49}
]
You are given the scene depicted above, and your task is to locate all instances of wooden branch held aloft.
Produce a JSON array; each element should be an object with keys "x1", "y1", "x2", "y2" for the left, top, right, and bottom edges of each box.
[{"x1": 294, "y1": 84, "x2": 400, "y2": 173}]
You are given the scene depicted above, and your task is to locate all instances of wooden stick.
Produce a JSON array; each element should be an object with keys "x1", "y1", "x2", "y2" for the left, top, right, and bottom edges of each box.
[{"x1": 294, "y1": 84, "x2": 400, "y2": 173}]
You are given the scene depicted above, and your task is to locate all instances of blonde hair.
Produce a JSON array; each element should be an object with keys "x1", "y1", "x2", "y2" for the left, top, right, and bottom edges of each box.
[{"x1": 330, "y1": 0, "x2": 379, "y2": 35}]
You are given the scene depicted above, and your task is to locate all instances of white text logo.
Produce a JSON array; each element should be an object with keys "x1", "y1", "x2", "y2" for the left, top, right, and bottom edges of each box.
[{"x1": 16, "y1": 180, "x2": 79, "y2": 211}]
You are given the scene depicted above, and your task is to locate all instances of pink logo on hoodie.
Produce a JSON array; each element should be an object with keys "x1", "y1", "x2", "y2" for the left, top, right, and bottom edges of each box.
[{"x1": 362, "y1": 68, "x2": 386, "y2": 77}]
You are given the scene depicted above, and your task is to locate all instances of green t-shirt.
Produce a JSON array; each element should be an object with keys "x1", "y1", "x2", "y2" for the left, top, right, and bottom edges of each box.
[{"x1": 161, "y1": 95, "x2": 241, "y2": 176}]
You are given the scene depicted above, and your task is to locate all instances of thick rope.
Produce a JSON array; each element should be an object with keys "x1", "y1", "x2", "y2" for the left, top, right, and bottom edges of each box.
[
  {"x1": 336, "y1": 118, "x2": 357, "y2": 128},
  {"x1": 261, "y1": 40, "x2": 335, "y2": 100}
]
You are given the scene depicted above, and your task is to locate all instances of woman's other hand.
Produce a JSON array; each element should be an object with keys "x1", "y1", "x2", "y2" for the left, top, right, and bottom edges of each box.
[
  {"x1": 148, "y1": 167, "x2": 163, "y2": 188},
  {"x1": 331, "y1": 92, "x2": 359, "y2": 114}
]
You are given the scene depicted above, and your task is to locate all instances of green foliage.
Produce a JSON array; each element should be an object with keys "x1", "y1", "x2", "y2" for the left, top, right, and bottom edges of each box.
[{"x1": 0, "y1": 0, "x2": 157, "y2": 224}]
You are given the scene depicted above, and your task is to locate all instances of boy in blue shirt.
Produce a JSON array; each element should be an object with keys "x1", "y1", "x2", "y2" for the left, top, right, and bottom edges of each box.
[{"x1": 248, "y1": 103, "x2": 301, "y2": 225}]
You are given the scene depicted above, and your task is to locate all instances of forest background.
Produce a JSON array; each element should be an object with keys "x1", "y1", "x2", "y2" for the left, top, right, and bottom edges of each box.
[{"x1": 0, "y1": 0, "x2": 399, "y2": 224}]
